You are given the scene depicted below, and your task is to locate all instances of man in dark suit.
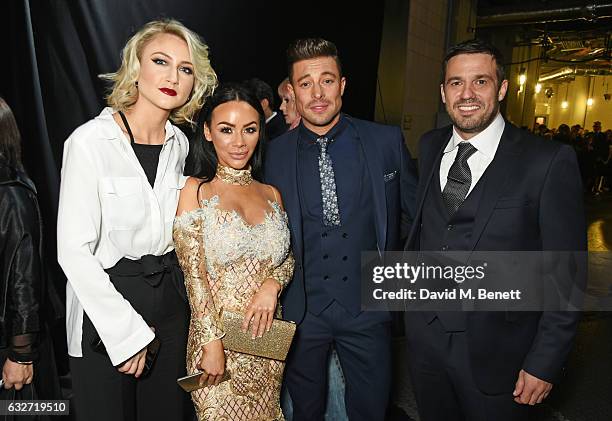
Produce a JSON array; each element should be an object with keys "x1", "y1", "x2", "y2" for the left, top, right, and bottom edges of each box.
[
  {"x1": 245, "y1": 78, "x2": 289, "y2": 140},
  {"x1": 265, "y1": 38, "x2": 417, "y2": 420},
  {"x1": 404, "y1": 39, "x2": 586, "y2": 421}
]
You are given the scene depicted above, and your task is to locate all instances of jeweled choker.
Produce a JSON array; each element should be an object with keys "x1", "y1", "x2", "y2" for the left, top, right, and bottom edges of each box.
[{"x1": 216, "y1": 164, "x2": 253, "y2": 186}]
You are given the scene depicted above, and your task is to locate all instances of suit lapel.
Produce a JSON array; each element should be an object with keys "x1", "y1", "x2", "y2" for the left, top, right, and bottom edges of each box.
[
  {"x1": 352, "y1": 119, "x2": 387, "y2": 254},
  {"x1": 406, "y1": 129, "x2": 451, "y2": 249},
  {"x1": 278, "y1": 130, "x2": 304, "y2": 259},
  {"x1": 468, "y1": 123, "x2": 522, "y2": 250}
]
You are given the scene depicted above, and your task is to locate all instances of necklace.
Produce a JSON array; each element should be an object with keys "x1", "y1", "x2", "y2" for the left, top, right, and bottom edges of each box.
[{"x1": 216, "y1": 164, "x2": 253, "y2": 186}]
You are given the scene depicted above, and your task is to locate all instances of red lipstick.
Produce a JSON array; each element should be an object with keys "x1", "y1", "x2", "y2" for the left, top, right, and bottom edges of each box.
[{"x1": 159, "y1": 88, "x2": 177, "y2": 97}]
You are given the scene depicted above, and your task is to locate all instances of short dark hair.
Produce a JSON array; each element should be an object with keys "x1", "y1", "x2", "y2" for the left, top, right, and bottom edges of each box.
[
  {"x1": 287, "y1": 38, "x2": 342, "y2": 82},
  {"x1": 442, "y1": 39, "x2": 506, "y2": 88},
  {"x1": 0, "y1": 97, "x2": 23, "y2": 171},
  {"x1": 187, "y1": 83, "x2": 265, "y2": 183},
  {"x1": 245, "y1": 78, "x2": 275, "y2": 109}
]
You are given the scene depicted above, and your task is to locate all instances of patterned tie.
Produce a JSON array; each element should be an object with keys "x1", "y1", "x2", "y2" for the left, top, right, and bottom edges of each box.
[
  {"x1": 442, "y1": 142, "x2": 477, "y2": 215},
  {"x1": 316, "y1": 137, "x2": 341, "y2": 226}
]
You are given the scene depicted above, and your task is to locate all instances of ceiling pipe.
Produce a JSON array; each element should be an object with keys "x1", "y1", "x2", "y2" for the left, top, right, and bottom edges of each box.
[
  {"x1": 538, "y1": 67, "x2": 575, "y2": 82},
  {"x1": 538, "y1": 66, "x2": 612, "y2": 82},
  {"x1": 477, "y1": 4, "x2": 612, "y2": 27}
]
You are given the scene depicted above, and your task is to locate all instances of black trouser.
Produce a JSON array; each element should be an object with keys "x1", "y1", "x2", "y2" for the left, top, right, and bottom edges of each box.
[
  {"x1": 405, "y1": 316, "x2": 528, "y2": 421},
  {"x1": 284, "y1": 301, "x2": 392, "y2": 421},
  {"x1": 70, "y1": 252, "x2": 193, "y2": 421}
]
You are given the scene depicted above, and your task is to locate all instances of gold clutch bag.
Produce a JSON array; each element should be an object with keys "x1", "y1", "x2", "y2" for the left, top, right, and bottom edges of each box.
[{"x1": 221, "y1": 310, "x2": 296, "y2": 361}]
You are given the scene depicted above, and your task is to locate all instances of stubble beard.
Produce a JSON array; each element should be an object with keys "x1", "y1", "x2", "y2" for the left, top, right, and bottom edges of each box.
[{"x1": 449, "y1": 99, "x2": 499, "y2": 134}]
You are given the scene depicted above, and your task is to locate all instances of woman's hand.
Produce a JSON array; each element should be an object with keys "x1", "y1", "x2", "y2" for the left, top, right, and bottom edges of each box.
[
  {"x1": 2, "y1": 359, "x2": 33, "y2": 390},
  {"x1": 198, "y1": 339, "x2": 225, "y2": 386},
  {"x1": 242, "y1": 279, "x2": 281, "y2": 339},
  {"x1": 117, "y1": 326, "x2": 155, "y2": 378},
  {"x1": 117, "y1": 347, "x2": 147, "y2": 377}
]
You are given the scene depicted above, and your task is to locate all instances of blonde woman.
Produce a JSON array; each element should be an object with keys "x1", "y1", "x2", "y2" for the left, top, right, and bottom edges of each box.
[
  {"x1": 57, "y1": 19, "x2": 216, "y2": 421},
  {"x1": 277, "y1": 78, "x2": 301, "y2": 130}
]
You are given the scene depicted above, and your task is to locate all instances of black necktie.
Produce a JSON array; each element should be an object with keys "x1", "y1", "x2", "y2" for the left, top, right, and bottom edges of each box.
[
  {"x1": 442, "y1": 142, "x2": 477, "y2": 215},
  {"x1": 316, "y1": 137, "x2": 341, "y2": 226}
]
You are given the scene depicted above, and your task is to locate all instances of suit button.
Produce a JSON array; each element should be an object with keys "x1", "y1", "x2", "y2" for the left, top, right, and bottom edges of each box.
[
  {"x1": 323, "y1": 255, "x2": 329, "y2": 260},
  {"x1": 447, "y1": 225, "x2": 453, "y2": 231},
  {"x1": 342, "y1": 256, "x2": 348, "y2": 261},
  {"x1": 342, "y1": 233, "x2": 348, "y2": 239},
  {"x1": 324, "y1": 275, "x2": 329, "y2": 280},
  {"x1": 342, "y1": 276, "x2": 348, "y2": 281},
  {"x1": 441, "y1": 245, "x2": 449, "y2": 251}
]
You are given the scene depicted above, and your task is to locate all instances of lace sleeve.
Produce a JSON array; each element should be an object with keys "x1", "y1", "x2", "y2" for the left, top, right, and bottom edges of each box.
[
  {"x1": 268, "y1": 251, "x2": 295, "y2": 294},
  {"x1": 173, "y1": 215, "x2": 224, "y2": 347}
]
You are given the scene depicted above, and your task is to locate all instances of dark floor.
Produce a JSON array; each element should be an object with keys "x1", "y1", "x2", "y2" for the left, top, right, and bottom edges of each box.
[{"x1": 391, "y1": 193, "x2": 612, "y2": 421}]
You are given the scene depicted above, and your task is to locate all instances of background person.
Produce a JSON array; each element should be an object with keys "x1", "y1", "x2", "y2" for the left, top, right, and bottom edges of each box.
[
  {"x1": 0, "y1": 97, "x2": 62, "y2": 405},
  {"x1": 277, "y1": 77, "x2": 301, "y2": 130},
  {"x1": 246, "y1": 77, "x2": 289, "y2": 140}
]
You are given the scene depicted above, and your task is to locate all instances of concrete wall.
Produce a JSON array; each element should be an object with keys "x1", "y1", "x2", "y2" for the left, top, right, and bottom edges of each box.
[
  {"x1": 375, "y1": 0, "x2": 480, "y2": 156},
  {"x1": 376, "y1": 0, "x2": 450, "y2": 157},
  {"x1": 402, "y1": 0, "x2": 449, "y2": 156}
]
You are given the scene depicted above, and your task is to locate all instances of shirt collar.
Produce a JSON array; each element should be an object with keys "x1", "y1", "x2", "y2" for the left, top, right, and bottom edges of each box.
[
  {"x1": 95, "y1": 107, "x2": 177, "y2": 144},
  {"x1": 299, "y1": 113, "x2": 347, "y2": 145},
  {"x1": 265, "y1": 111, "x2": 277, "y2": 124},
  {"x1": 444, "y1": 113, "x2": 505, "y2": 158}
]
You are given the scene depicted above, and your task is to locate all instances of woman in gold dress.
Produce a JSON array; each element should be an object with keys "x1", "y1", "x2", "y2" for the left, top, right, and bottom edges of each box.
[{"x1": 173, "y1": 83, "x2": 294, "y2": 420}]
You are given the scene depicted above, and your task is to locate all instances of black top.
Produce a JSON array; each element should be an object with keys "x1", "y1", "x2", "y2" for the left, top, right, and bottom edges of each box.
[
  {"x1": 117, "y1": 111, "x2": 163, "y2": 187},
  {"x1": 131, "y1": 143, "x2": 163, "y2": 187}
]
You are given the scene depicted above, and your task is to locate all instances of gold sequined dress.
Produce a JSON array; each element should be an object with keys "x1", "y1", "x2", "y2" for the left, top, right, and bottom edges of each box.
[{"x1": 173, "y1": 168, "x2": 294, "y2": 421}]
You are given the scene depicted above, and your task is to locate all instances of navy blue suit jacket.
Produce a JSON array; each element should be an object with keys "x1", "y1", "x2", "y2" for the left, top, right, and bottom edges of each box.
[
  {"x1": 405, "y1": 121, "x2": 587, "y2": 394},
  {"x1": 265, "y1": 116, "x2": 417, "y2": 323}
]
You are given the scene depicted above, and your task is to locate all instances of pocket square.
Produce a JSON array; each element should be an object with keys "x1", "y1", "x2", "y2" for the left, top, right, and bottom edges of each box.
[{"x1": 384, "y1": 171, "x2": 398, "y2": 182}]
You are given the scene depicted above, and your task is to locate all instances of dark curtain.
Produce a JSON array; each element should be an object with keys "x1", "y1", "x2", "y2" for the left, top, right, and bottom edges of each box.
[{"x1": 1, "y1": 0, "x2": 385, "y2": 373}]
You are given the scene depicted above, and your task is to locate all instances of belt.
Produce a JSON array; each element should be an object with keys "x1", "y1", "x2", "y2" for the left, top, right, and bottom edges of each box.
[{"x1": 105, "y1": 251, "x2": 186, "y2": 301}]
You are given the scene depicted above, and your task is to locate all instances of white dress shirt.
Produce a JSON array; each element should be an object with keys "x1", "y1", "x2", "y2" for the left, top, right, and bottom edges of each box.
[
  {"x1": 440, "y1": 113, "x2": 505, "y2": 196},
  {"x1": 57, "y1": 107, "x2": 188, "y2": 365},
  {"x1": 265, "y1": 111, "x2": 278, "y2": 124}
]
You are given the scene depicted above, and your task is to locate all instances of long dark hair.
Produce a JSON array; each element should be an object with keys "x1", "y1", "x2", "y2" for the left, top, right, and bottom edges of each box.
[
  {"x1": 187, "y1": 82, "x2": 266, "y2": 182},
  {"x1": 0, "y1": 97, "x2": 23, "y2": 170}
]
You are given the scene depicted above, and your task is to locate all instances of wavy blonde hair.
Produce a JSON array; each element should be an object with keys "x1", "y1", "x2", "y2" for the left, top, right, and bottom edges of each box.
[{"x1": 100, "y1": 19, "x2": 217, "y2": 126}]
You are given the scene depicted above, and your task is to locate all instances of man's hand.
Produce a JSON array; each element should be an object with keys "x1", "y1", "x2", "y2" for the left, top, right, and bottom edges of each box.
[
  {"x1": 2, "y1": 359, "x2": 33, "y2": 390},
  {"x1": 513, "y1": 369, "x2": 553, "y2": 405}
]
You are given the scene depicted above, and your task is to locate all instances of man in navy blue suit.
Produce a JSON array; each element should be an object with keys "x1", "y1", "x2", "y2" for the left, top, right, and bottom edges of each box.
[
  {"x1": 404, "y1": 39, "x2": 586, "y2": 421},
  {"x1": 265, "y1": 38, "x2": 417, "y2": 421}
]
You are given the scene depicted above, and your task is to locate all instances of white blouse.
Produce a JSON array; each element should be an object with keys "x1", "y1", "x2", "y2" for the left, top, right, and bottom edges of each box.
[{"x1": 57, "y1": 107, "x2": 189, "y2": 365}]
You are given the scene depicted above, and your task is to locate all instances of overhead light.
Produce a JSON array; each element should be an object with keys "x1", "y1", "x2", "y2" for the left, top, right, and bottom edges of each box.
[
  {"x1": 587, "y1": 98, "x2": 594, "y2": 106},
  {"x1": 535, "y1": 83, "x2": 542, "y2": 93},
  {"x1": 561, "y1": 101, "x2": 569, "y2": 109}
]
